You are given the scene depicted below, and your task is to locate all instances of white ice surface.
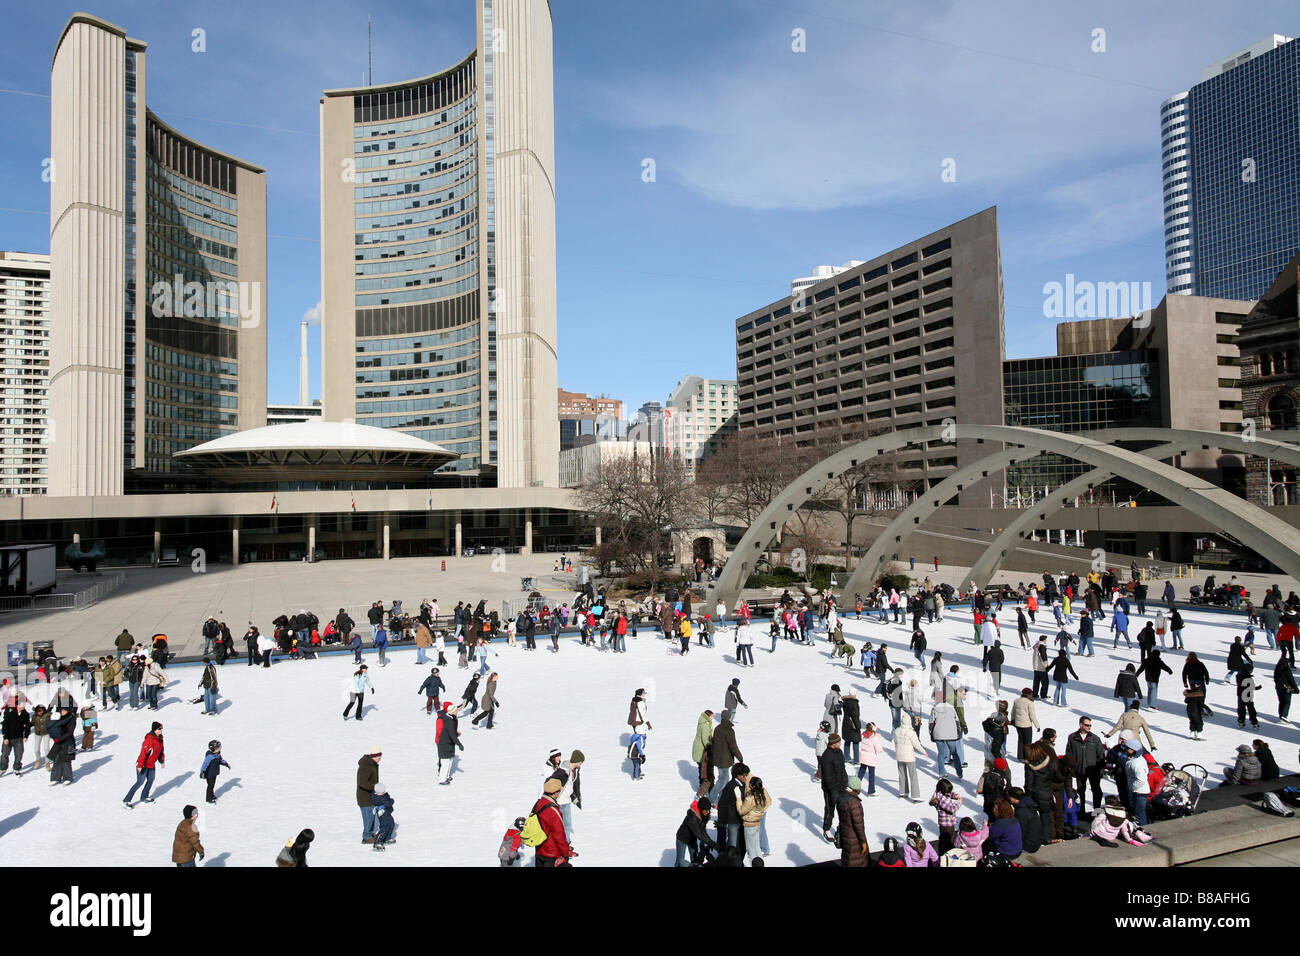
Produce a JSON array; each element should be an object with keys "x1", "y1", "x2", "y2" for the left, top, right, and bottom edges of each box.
[{"x1": 1, "y1": 604, "x2": 1286, "y2": 866}]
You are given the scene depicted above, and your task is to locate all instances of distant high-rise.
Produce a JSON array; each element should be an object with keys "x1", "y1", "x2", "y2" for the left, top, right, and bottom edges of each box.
[
  {"x1": 0, "y1": 252, "x2": 51, "y2": 495},
  {"x1": 320, "y1": 0, "x2": 558, "y2": 487},
  {"x1": 48, "y1": 14, "x2": 267, "y2": 496},
  {"x1": 1162, "y1": 35, "x2": 1300, "y2": 300}
]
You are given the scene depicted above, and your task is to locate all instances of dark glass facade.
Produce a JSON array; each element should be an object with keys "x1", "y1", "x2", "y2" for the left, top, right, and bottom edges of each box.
[
  {"x1": 1002, "y1": 351, "x2": 1161, "y2": 493},
  {"x1": 1184, "y1": 39, "x2": 1300, "y2": 299}
]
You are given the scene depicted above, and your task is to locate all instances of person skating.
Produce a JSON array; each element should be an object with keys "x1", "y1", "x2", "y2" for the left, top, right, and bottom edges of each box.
[
  {"x1": 343, "y1": 665, "x2": 374, "y2": 721},
  {"x1": 896, "y1": 716, "x2": 926, "y2": 802},
  {"x1": 143, "y1": 656, "x2": 167, "y2": 709},
  {"x1": 256, "y1": 630, "x2": 275, "y2": 669},
  {"x1": 983, "y1": 640, "x2": 1005, "y2": 696},
  {"x1": 838, "y1": 777, "x2": 869, "y2": 866},
  {"x1": 371, "y1": 784, "x2": 398, "y2": 850},
  {"x1": 172, "y1": 805, "x2": 204, "y2": 867},
  {"x1": 1275, "y1": 656, "x2": 1299, "y2": 724},
  {"x1": 930, "y1": 697, "x2": 964, "y2": 778},
  {"x1": 724, "y1": 678, "x2": 747, "y2": 723},
  {"x1": 675, "y1": 796, "x2": 723, "y2": 866},
  {"x1": 1011, "y1": 687, "x2": 1041, "y2": 760},
  {"x1": 628, "y1": 687, "x2": 651, "y2": 734},
  {"x1": 498, "y1": 817, "x2": 526, "y2": 867},
  {"x1": 198, "y1": 658, "x2": 220, "y2": 715},
  {"x1": 693, "y1": 710, "x2": 715, "y2": 798},
  {"x1": 1049, "y1": 649, "x2": 1079, "y2": 707},
  {"x1": 417, "y1": 667, "x2": 445, "y2": 715},
  {"x1": 472, "y1": 673, "x2": 500, "y2": 729},
  {"x1": 0, "y1": 699, "x2": 31, "y2": 777},
  {"x1": 1104, "y1": 700, "x2": 1158, "y2": 751},
  {"x1": 1237, "y1": 668, "x2": 1260, "y2": 729},
  {"x1": 46, "y1": 705, "x2": 77, "y2": 787},
  {"x1": 457, "y1": 673, "x2": 481, "y2": 716},
  {"x1": 78, "y1": 702, "x2": 97, "y2": 752},
  {"x1": 711, "y1": 709, "x2": 743, "y2": 798},
  {"x1": 435, "y1": 703, "x2": 463, "y2": 784},
  {"x1": 275, "y1": 829, "x2": 315, "y2": 867},
  {"x1": 200, "y1": 739, "x2": 230, "y2": 804},
  {"x1": 123, "y1": 722, "x2": 165, "y2": 806},
  {"x1": 823, "y1": 683, "x2": 843, "y2": 737},
  {"x1": 1031, "y1": 637, "x2": 1050, "y2": 700},
  {"x1": 356, "y1": 747, "x2": 382, "y2": 842},
  {"x1": 374, "y1": 624, "x2": 390, "y2": 668},
  {"x1": 818, "y1": 734, "x2": 848, "y2": 842},
  {"x1": 100, "y1": 655, "x2": 123, "y2": 709},
  {"x1": 627, "y1": 731, "x2": 647, "y2": 780},
  {"x1": 244, "y1": 627, "x2": 260, "y2": 667},
  {"x1": 350, "y1": 630, "x2": 364, "y2": 665},
  {"x1": 532, "y1": 778, "x2": 575, "y2": 866}
]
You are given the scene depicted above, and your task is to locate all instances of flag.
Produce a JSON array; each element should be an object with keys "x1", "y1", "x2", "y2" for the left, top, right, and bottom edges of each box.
[
  {"x1": 351, "y1": 494, "x2": 357, "y2": 512},
  {"x1": 269, "y1": 494, "x2": 277, "y2": 512},
  {"x1": 428, "y1": 493, "x2": 433, "y2": 511}
]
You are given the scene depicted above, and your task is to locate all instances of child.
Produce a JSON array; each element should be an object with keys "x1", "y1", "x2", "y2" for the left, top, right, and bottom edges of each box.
[
  {"x1": 1063, "y1": 788, "x2": 1081, "y2": 838},
  {"x1": 955, "y1": 816, "x2": 988, "y2": 862},
  {"x1": 877, "y1": 836, "x2": 907, "y2": 867},
  {"x1": 499, "y1": 816, "x2": 526, "y2": 867},
  {"x1": 812, "y1": 721, "x2": 831, "y2": 781},
  {"x1": 79, "y1": 703, "x2": 98, "y2": 752},
  {"x1": 627, "y1": 731, "x2": 647, "y2": 781},
  {"x1": 1089, "y1": 797, "x2": 1153, "y2": 847},
  {"x1": 903, "y1": 821, "x2": 939, "y2": 866},
  {"x1": 30, "y1": 704, "x2": 49, "y2": 770},
  {"x1": 457, "y1": 635, "x2": 469, "y2": 669},
  {"x1": 200, "y1": 740, "x2": 231, "y2": 804},
  {"x1": 371, "y1": 784, "x2": 397, "y2": 850},
  {"x1": 928, "y1": 778, "x2": 961, "y2": 853},
  {"x1": 859, "y1": 642, "x2": 876, "y2": 675}
]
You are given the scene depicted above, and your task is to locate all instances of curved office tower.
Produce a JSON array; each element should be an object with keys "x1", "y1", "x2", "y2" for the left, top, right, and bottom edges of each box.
[
  {"x1": 320, "y1": 0, "x2": 558, "y2": 487},
  {"x1": 49, "y1": 14, "x2": 267, "y2": 496}
]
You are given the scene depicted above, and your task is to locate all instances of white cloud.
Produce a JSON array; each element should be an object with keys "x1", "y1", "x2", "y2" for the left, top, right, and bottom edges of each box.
[{"x1": 301, "y1": 300, "x2": 323, "y2": 326}]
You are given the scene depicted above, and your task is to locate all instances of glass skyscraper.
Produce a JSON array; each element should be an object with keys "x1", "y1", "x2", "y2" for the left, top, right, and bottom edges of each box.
[{"x1": 1162, "y1": 35, "x2": 1300, "y2": 300}]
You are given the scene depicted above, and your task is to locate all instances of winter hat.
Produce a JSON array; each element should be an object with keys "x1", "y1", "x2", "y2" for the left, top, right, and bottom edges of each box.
[
  {"x1": 374, "y1": 784, "x2": 387, "y2": 795},
  {"x1": 731, "y1": 678, "x2": 740, "y2": 686},
  {"x1": 183, "y1": 805, "x2": 198, "y2": 820},
  {"x1": 151, "y1": 722, "x2": 163, "y2": 733},
  {"x1": 831, "y1": 684, "x2": 841, "y2": 692},
  {"x1": 207, "y1": 739, "x2": 220, "y2": 751},
  {"x1": 513, "y1": 817, "x2": 526, "y2": 829},
  {"x1": 844, "y1": 690, "x2": 857, "y2": 699},
  {"x1": 828, "y1": 733, "x2": 842, "y2": 746},
  {"x1": 993, "y1": 757, "x2": 1009, "y2": 771},
  {"x1": 431, "y1": 667, "x2": 439, "y2": 674},
  {"x1": 547, "y1": 748, "x2": 562, "y2": 763},
  {"x1": 570, "y1": 750, "x2": 585, "y2": 764},
  {"x1": 370, "y1": 746, "x2": 383, "y2": 756},
  {"x1": 819, "y1": 720, "x2": 832, "y2": 731},
  {"x1": 359, "y1": 664, "x2": 368, "y2": 671},
  {"x1": 1237, "y1": 743, "x2": 1255, "y2": 754},
  {"x1": 1118, "y1": 729, "x2": 1135, "y2": 742},
  {"x1": 698, "y1": 797, "x2": 713, "y2": 814},
  {"x1": 543, "y1": 778, "x2": 564, "y2": 795},
  {"x1": 846, "y1": 776, "x2": 862, "y2": 792}
]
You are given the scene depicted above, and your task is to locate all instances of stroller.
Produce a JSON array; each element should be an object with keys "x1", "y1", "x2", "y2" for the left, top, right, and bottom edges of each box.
[{"x1": 1148, "y1": 763, "x2": 1208, "y2": 820}]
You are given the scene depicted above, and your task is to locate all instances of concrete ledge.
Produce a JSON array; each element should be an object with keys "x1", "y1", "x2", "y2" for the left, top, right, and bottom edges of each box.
[{"x1": 1022, "y1": 803, "x2": 1300, "y2": 867}]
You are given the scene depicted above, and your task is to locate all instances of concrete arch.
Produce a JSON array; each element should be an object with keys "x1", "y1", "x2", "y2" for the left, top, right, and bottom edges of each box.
[
  {"x1": 703, "y1": 425, "x2": 1300, "y2": 615},
  {"x1": 962, "y1": 429, "x2": 1300, "y2": 589}
]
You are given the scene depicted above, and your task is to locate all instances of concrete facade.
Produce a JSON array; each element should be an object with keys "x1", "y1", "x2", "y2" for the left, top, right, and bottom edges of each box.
[
  {"x1": 48, "y1": 14, "x2": 267, "y2": 495},
  {"x1": 735, "y1": 207, "x2": 1005, "y2": 506},
  {"x1": 665, "y1": 375, "x2": 737, "y2": 480},
  {"x1": 0, "y1": 252, "x2": 51, "y2": 495}
]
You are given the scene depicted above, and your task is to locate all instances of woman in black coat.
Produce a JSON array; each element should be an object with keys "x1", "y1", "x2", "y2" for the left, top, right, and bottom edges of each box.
[
  {"x1": 1183, "y1": 652, "x2": 1210, "y2": 739},
  {"x1": 1181, "y1": 653, "x2": 1210, "y2": 691},
  {"x1": 1140, "y1": 650, "x2": 1173, "y2": 710},
  {"x1": 1274, "y1": 658, "x2": 1299, "y2": 723},
  {"x1": 1113, "y1": 664, "x2": 1142, "y2": 712},
  {"x1": 1022, "y1": 741, "x2": 1055, "y2": 847}
]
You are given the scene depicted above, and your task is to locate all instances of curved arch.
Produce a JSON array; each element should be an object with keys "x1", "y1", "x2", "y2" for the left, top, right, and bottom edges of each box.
[
  {"x1": 961, "y1": 428, "x2": 1300, "y2": 588},
  {"x1": 704, "y1": 425, "x2": 1300, "y2": 615}
]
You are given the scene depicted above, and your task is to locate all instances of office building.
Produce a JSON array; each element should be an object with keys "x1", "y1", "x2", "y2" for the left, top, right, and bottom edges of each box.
[
  {"x1": 665, "y1": 375, "x2": 737, "y2": 480},
  {"x1": 628, "y1": 401, "x2": 666, "y2": 448},
  {"x1": 791, "y1": 261, "x2": 865, "y2": 298},
  {"x1": 0, "y1": 252, "x2": 51, "y2": 495},
  {"x1": 1162, "y1": 35, "x2": 1300, "y2": 299},
  {"x1": 48, "y1": 14, "x2": 267, "y2": 496},
  {"x1": 320, "y1": 0, "x2": 558, "y2": 487},
  {"x1": 559, "y1": 439, "x2": 652, "y2": 488},
  {"x1": 735, "y1": 207, "x2": 1005, "y2": 503},
  {"x1": 558, "y1": 388, "x2": 622, "y2": 421},
  {"x1": 267, "y1": 403, "x2": 324, "y2": 426}
]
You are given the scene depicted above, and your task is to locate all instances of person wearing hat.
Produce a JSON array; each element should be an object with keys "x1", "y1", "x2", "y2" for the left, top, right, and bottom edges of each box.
[
  {"x1": 172, "y1": 805, "x2": 204, "y2": 867},
  {"x1": 1031, "y1": 637, "x2": 1050, "y2": 701},
  {"x1": 344, "y1": 665, "x2": 374, "y2": 721},
  {"x1": 200, "y1": 739, "x2": 230, "y2": 805},
  {"x1": 417, "y1": 667, "x2": 445, "y2": 715},
  {"x1": 1104, "y1": 699, "x2": 1157, "y2": 751},
  {"x1": 675, "y1": 796, "x2": 722, "y2": 866},
  {"x1": 823, "y1": 684, "x2": 843, "y2": 737},
  {"x1": 435, "y1": 703, "x2": 463, "y2": 785},
  {"x1": 357, "y1": 747, "x2": 383, "y2": 842},
  {"x1": 1010, "y1": 688, "x2": 1040, "y2": 760},
  {"x1": 977, "y1": 756, "x2": 1013, "y2": 816},
  {"x1": 818, "y1": 734, "x2": 848, "y2": 842},
  {"x1": 838, "y1": 776, "x2": 869, "y2": 866},
  {"x1": 723, "y1": 679, "x2": 747, "y2": 724},
  {"x1": 371, "y1": 783, "x2": 398, "y2": 850},
  {"x1": 840, "y1": 690, "x2": 862, "y2": 764},
  {"x1": 876, "y1": 836, "x2": 906, "y2": 867},
  {"x1": 1122, "y1": 739, "x2": 1153, "y2": 826},
  {"x1": 532, "y1": 776, "x2": 575, "y2": 866},
  {"x1": 557, "y1": 750, "x2": 584, "y2": 835},
  {"x1": 1223, "y1": 743, "x2": 1263, "y2": 787}
]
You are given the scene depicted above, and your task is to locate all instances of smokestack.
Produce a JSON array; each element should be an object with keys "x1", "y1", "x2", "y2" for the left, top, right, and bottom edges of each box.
[{"x1": 299, "y1": 321, "x2": 310, "y2": 406}]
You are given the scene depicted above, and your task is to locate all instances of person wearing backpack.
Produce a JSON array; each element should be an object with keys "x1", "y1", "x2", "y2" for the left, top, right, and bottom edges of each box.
[
  {"x1": 498, "y1": 817, "x2": 526, "y2": 866},
  {"x1": 823, "y1": 684, "x2": 843, "y2": 737},
  {"x1": 200, "y1": 739, "x2": 230, "y2": 805},
  {"x1": 977, "y1": 757, "x2": 1011, "y2": 817},
  {"x1": 628, "y1": 687, "x2": 651, "y2": 735},
  {"x1": 982, "y1": 700, "x2": 1009, "y2": 763},
  {"x1": 627, "y1": 731, "x2": 647, "y2": 781},
  {"x1": 529, "y1": 778, "x2": 575, "y2": 866}
]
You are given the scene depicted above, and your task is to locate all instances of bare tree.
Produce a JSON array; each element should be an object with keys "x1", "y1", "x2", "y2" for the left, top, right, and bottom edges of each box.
[{"x1": 575, "y1": 450, "x2": 694, "y2": 596}]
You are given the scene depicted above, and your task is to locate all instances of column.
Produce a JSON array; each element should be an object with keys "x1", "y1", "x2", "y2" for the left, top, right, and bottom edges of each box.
[
  {"x1": 454, "y1": 510, "x2": 463, "y2": 558},
  {"x1": 595, "y1": 525, "x2": 602, "y2": 547},
  {"x1": 523, "y1": 508, "x2": 533, "y2": 556},
  {"x1": 382, "y1": 513, "x2": 391, "y2": 561},
  {"x1": 153, "y1": 524, "x2": 161, "y2": 568},
  {"x1": 232, "y1": 523, "x2": 240, "y2": 567},
  {"x1": 308, "y1": 514, "x2": 317, "y2": 563}
]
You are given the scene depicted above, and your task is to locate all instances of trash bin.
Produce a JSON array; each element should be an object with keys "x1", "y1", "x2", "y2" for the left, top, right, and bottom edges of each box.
[
  {"x1": 31, "y1": 640, "x2": 55, "y2": 665},
  {"x1": 6, "y1": 642, "x2": 26, "y2": 666}
]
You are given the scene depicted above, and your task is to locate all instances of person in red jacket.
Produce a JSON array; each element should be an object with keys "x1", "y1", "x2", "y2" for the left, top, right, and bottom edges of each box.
[
  {"x1": 123, "y1": 722, "x2": 165, "y2": 807},
  {"x1": 532, "y1": 778, "x2": 575, "y2": 866},
  {"x1": 1278, "y1": 618, "x2": 1299, "y2": 666},
  {"x1": 614, "y1": 613, "x2": 629, "y2": 654}
]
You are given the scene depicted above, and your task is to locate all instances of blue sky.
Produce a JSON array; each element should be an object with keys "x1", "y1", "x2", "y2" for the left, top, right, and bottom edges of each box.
[{"x1": 1, "y1": 0, "x2": 1295, "y2": 415}]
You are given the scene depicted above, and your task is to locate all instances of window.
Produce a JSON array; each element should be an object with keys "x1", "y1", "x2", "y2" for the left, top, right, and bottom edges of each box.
[{"x1": 1268, "y1": 393, "x2": 1296, "y2": 429}]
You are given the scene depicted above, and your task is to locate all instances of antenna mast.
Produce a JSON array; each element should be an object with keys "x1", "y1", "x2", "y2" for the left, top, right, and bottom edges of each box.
[{"x1": 367, "y1": 16, "x2": 373, "y2": 86}]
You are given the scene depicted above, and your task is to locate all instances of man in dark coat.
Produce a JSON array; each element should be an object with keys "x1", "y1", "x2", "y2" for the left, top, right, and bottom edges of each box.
[
  {"x1": 715, "y1": 762, "x2": 750, "y2": 860},
  {"x1": 982, "y1": 640, "x2": 1005, "y2": 695},
  {"x1": 1065, "y1": 716, "x2": 1106, "y2": 812},
  {"x1": 435, "y1": 703, "x2": 463, "y2": 784},
  {"x1": 675, "y1": 797, "x2": 722, "y2": 866},
  {"x1": 710, "y1": 709, "x2": 743, "y2": 799},
  {"x1": 818, "y1": 734, "x2": 849, "y2": 842},
  {"x1": 1011, "y1": 786, "x2": 1042, "y2": 854},
  {"x1": 0, "y1": 701, "x2": 31, "y2": 776},
  {"x1": 356, "y1": 748, "x2": 381, "y2": 843}
]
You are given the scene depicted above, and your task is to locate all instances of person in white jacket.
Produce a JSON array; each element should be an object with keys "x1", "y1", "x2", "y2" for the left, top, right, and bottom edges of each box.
[
  {"x1": 343, "y1": 665, "x2": 374, "y2": 721},
  {"x1": 903, "y1": 679, "x2": 926, "y2": 729},
  {"x1": 894, "y1": 717, "x2": 926, "y2": 801},
  {"x1": 256, "y1": 631, "x2": 276, "y2": 670}
]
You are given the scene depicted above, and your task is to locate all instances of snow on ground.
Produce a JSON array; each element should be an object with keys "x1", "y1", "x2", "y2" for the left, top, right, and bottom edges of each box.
[{"x1": 2, "y1": 603, "x2": 1291, "y2": 866}]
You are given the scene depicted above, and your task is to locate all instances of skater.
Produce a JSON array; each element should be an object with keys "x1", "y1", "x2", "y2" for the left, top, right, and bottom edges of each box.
[
  {"x1": 435, "y1": 703, "x2": 463, "y2": 784},
  {"x1": 1050, "y1": 649, "x2": 1079, "y2": 707},
  {"x1": 531, "y1": 778, "x2": 575, "y2": 866},
  {"x1": 724, "y1": 678, "x2": 747, "y2": 723},
  {"x1": 1114, "y1": 663, "x2": 1142, "y2": 713},
  {"x1": 1011, "y1": 688, "x2": 1040, "y2": 760},
  {"x1": 1031, "y1": 638, "x2": 1050, "y2": 700},
  {"x1": 44, "y1": 705, "x2": 77, "y2": 786},
  {"x1": 1236, "y1": 669, "x2": 1260, "y2": 730},
  {"x1": 123, "y1": 722, "x2": 165, "y2": 806},
  {"x1": 200, "y1": 739, "x2": 230, "y2": 804},
  {"x1": 1104, "y1": 700, "x2": 1159, "y2": 751},
  {"x1": 456, "y1": 673, "x2": 481, "y2": 716},
  {"x1": 1226, "y1": 636, "x2": 1249, "y2": 684},
  {"x1": 100, "y1": 656, "x2": 123, "y2": 708},
  {"x1": 1111, "y1": 606, "x2": 1132, "y2": 649},
  {"x1": 736, "y1": 623, "x2": 754, "y2": 666},
  {"x1": 357, "y1": 747, "x2": 382, "y2": 842},
  {"x1": 499, "y1": 818, "x2": 526, "y2": 867},
  {"x1": 1170, "y1": 607, "x2": 1186, "y2": 651},
  {"x1": 371, "y1": 784, "x2": 397, "y2": 850},
  {"x1": 374, "y1": 624, "x2": 390, "y2": 668},
  {"x1": 418, "y1": 667, "x2": 445, "y2": 714},
  {"x1": 895, "y1": 716, "x2": 926, "y2": 801},
  {"x1": 549, "y1": 611, "x2": 562, "y2": 653},
  {"x1": 930, "y1": 697, "x2": 964, "y2": 778},
  {"x1": 472, "y1": 673, "x2": 500, "y2": 729},
  {"x1": 837, "y1": 777, "x2": 869, "y2": 867},
  {"x1": 350, "y1": 630, "x2": 364, "y2": 665},
  {"x1": 244, "y1": 627, "x2": 260, "y2": 667},
  {"x1": 929, "y1": 778, "x2": 962, "y2": 853},
  {"x1": 1077, "y1": 613, "x2": 1095, "y2": 657},
  {"x1": 257, "y1": 630, "x2": 276, "y2": 669},
  {"x1": 858, "y1": 722, "x2": 884, "y2": 793},
  {"x1": 823, "y1": 684, "x2": 843, "y2": 737},
  {"x1": 143, "y1": 656, "x2": 167, "y2": 709},
  {"x1": 172, "y1": 806, "x2": 204, "y2": 867},
  {"x1": 675, "y1": 796, "x2": 723, "y2": 866},
  {"x1": 199, "y1": 658, "x2": 220, "y2": 715},
  {"x1": 554, "y1": 750, "x2": 584, "y2": 836},
  {"x1": 711, "y1": 709, "x2": 743, "y2": 799},
  {"x1": 79, "y1": 702, "x2": 97, "y2": 751},
  {"x1": 885, "y1": 669, "x2": 905, "y2": 731},
  {"x1": 841, "y1": 690, "x2": 862, "y2": 764},
  {"x1": 1141, "y1": 649, "x2": 1173, "y2": 710},
  {"x1": 692, "y1": 710, "x2": 715, "y2": 798},
  {"x1": 343, "y1": 665, "x2": 374, "y2": 721},
  {"x1": 275, "y1": 829, "x2": 315, "y2": 867},
  {"x1": 977, "y1": 757, "x2": 1012, "y2": 818},
  {"x1": 818, "y1": 734, "x2": 848, "y2": 842},
  {"x1": 0, "y1": 699, "x2": 31, "y2": 776},
  {"x1": 628, "y1": 687, "x2": 651, "y2": 734},
  {"x1": 627, "y1": 731, "x2": 647, "y2": 780},
  {"x1": 415, "y1": 620, "x2": 432, "y2": 665},
  {"x1": 983, "y1": 640, "x2": 1005, "y2": 695},
  {"x1": 1275, "y1": 656, "x2": 1299, "y2": 723}
]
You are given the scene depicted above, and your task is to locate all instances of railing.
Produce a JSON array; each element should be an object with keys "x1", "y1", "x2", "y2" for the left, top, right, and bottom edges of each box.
[{"x1": 0, "y1": 572, "x2": 125, "y2": 614}]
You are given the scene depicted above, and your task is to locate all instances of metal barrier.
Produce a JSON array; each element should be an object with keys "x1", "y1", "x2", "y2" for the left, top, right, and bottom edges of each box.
[{"x1": 0, "y1": 572, "x2": 124, "y2": 614}]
